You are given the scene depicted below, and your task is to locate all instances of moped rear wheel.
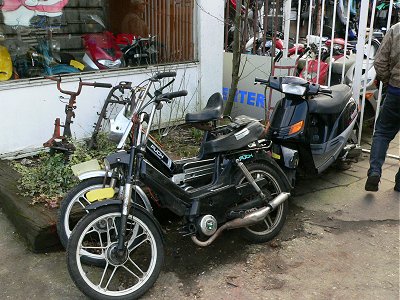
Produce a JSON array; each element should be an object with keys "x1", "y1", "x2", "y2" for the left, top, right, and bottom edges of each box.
[
  {"x1": 67, "y1": 205, "x2": 164, "y2": 300},
  {"x1": 234, "y1": 163, "x2": 289, "y2": 243}
]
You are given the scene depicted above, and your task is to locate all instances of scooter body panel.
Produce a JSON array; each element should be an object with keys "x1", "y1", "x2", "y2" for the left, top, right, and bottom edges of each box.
[
  {"x1": 308, "y1": 96, "x2": 357, "y2": 172},
  {"x1": 269, "y1": 87, "x2": 358, "y2": 175},
  {"x1": 269, "y1": 97, "x2": 308, "y2": 141}
]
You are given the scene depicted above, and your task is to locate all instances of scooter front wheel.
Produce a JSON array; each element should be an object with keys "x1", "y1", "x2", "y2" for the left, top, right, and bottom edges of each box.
[
  {"x1": 234, "y1": 163, "x2": 289, "y2": 243},
  {"x1": 67, "y1": 205, "x2": 164, "y2": 300}
]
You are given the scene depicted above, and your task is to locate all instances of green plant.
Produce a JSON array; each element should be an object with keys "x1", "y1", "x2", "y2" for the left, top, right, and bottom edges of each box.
[
  {"x1": 189, "y1": 127, "x2": 204, "y2": 143},
  {"x1": 12, "y1": 133, "x2": 116, "y2": 207}
]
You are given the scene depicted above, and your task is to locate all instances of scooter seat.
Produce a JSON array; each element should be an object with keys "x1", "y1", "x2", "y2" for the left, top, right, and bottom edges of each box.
[
  {"x1": 308, "y1": 84, "x2": 352, "y2": 114},
  {"x1": 185, "y1": 93, "x2": 223, "y2": 123},
  {"x1": 202, "y1": 121, "x2": 264, "y2": 155}
]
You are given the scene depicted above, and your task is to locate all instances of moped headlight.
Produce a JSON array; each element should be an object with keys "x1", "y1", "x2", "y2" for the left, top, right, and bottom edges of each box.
[
  {"x1": 104, "y1": 158, "x2": 111, "y2": 172},
  {"x1": 281, "y1": 84, "x2": 306, "y2": 96}
]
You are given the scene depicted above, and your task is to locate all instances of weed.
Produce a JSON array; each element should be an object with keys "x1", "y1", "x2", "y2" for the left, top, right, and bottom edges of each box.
[{"x1": 12, "y1": 133, "x2": 116, "y2": 208}]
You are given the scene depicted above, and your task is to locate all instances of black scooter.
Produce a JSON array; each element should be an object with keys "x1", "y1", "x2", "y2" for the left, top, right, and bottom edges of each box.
[
  {"x1": 255, "y1": 76, "x2": 361, "y2": 186},
  {"x1": 66, "y1": 72, "x2": 291, "y2": 299}
]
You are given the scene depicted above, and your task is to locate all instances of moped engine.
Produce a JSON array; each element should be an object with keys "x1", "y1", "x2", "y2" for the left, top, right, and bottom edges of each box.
[{"x1": 197, "y1": 215, "x2": 218, "y2": 236}]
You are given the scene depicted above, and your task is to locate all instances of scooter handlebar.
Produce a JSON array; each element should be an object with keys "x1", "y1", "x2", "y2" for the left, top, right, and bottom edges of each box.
[{"x1": 254, "y1": 77, "x2": 269, "y2": 85}]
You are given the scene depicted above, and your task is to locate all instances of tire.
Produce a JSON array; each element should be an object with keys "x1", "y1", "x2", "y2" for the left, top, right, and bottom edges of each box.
[
  {"x1": 233, "y1": 163, "x2": 289, "y2": 243},
  {"x1": 67, "y1": 206, "x2": 164, "y2": 300},
  {"x1": 57, "y1": 177, "x2": 148, "y2": 253}
]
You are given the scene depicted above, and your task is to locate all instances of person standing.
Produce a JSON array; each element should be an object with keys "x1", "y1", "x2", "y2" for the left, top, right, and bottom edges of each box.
[{"x1": 365, "y1": 22, "x2": 400, "y2": 192}]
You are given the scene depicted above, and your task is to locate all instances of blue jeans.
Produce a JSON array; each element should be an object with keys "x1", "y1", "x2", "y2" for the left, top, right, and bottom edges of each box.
[{"x1": 368, "y1": 92, "x2": 400, "y2": 178}]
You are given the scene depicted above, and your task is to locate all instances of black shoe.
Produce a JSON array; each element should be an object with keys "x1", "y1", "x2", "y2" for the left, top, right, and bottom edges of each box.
[
  {"x1": 365, "y1": 175, "x2": 380, "y2": 192},
  {"x1": 395, "y1": 184, "x2": 400, "y2": 192}
]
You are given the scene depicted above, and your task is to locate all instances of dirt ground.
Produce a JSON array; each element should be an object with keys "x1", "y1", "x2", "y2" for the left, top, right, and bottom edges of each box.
[{"x1": 0, "y1": 134, "x2": 399, "y2": 300}]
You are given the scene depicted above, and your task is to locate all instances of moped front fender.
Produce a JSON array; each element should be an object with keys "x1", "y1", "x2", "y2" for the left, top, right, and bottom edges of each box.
[
  {"x1": 77, "y1": 170, "x2": 153, "y2": 214},
  {"x1": 78, "y1": 170, "x2": 110, "y2": 181}
]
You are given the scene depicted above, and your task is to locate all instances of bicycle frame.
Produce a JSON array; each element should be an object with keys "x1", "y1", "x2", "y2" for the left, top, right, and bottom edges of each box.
[{"x1": 43, "y1": 76, "x2": 112, "y2": 152}]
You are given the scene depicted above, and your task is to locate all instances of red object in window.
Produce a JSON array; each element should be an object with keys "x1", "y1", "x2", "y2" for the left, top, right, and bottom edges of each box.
[
  {"x1": 229, "y1": 0, "x2": 246, "y2": 14},
  {"x1": 82, "y1": 31, "x2": 123, "y2": 69},
  {"x1": 115, "y1": 33, "x2": 139, "y2": 46},
  {"x1": 325, "y1": 38, "x2": 346, "y2": 48},
  {"x1": 275, "y1": 38, "x2": 284, "y2": 50},
  {"x1": 299, "y1": 59, "x2": 329, "y2": 85}
]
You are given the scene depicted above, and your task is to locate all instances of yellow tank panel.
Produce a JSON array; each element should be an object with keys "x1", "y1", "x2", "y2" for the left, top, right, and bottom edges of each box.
[{"x1": 0, "y1": 45, "x2": 12, "y2": 81}]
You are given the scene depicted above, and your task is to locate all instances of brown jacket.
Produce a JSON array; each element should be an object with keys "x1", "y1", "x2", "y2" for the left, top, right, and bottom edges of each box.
[{"x1": 374, "y1": 22, "x2": 400, "y2": 88}]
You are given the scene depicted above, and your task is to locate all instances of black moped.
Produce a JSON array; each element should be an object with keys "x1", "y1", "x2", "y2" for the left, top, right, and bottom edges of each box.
[
  {"x1": 66, "y1": 72, "x2": 291, "y2": 299},
  {"x1": 255, "y1": 75, "x2": 361, "y2": 186}
]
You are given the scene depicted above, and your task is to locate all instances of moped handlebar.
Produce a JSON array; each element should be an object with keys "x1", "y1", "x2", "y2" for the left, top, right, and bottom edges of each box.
[
  {"x1": 154, "y1": 78, "x2": 175, "y2": 97},
  {"x1": 93, "y1": 82, "x2": 112, "y2": 88},
  {"x1": 151, "y1": 71, "x2": 177, "y2": 81},
  {"x1": 157, "y1": 90, "x2": 188, "y2": 101}
]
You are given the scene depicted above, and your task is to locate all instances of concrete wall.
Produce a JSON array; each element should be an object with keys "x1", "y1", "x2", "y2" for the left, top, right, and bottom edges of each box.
[{"x1": 197, "y1": 0, "x2": 225, "y2": 104}]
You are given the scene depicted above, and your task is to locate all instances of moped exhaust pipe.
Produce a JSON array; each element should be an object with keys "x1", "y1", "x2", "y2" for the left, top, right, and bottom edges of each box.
[{"x1": 191, "y1": 192, "x2": 290, "y2": 247}]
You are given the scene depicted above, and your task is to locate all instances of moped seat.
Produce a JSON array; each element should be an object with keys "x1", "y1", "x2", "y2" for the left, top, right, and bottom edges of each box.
[
  {"x1": 202, "y1": 121, "x2": 264, "y2": 155},
  {"x1": 308, "y1": 84, "x2": 352, "y2": 114},
  {"x1": 185, "y1": 93, "x2": 223, "y2": 123}
]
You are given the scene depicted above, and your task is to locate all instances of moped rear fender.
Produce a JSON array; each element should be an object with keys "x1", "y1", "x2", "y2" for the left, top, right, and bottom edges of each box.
[
  {"x1": 85, "y1": 201, "x2": 165, "y2": 244},
  {"x1": 247, "y1": 151, "x2": 293, "y2": 190}
]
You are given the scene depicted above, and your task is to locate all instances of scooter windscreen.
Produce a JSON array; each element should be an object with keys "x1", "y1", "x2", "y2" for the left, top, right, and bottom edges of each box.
[{"x1": 269, "y1": 76, "x2": 312, "y2": 96}]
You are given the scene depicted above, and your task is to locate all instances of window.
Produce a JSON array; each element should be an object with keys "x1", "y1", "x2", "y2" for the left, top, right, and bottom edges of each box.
[{"x1": 0, "y1": 0, "x2": 195, "y2": 82}]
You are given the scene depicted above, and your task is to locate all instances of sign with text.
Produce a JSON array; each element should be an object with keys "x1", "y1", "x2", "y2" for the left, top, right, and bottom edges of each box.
[{"x1": 223, "y1": 52, "x2": 296, "y2": 120}]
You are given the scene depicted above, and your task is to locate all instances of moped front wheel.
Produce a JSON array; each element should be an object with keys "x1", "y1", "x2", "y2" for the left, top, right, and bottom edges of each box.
[
  {"x1": 67, "y1": 205, "x2": 164, "y2": 300},
  {"x1": 57, "y1": 177, "x2": 148, "y2": 264}
]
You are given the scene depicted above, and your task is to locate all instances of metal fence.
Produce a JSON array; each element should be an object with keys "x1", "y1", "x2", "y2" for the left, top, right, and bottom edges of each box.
[{"x1": 224, "y1": 0, "x2": 400, "y2": 159}]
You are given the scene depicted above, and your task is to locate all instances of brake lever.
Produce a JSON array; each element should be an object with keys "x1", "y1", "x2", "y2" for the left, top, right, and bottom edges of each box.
[{"x1": 154, "y1": 78, "x2": 175, "y2": 97}]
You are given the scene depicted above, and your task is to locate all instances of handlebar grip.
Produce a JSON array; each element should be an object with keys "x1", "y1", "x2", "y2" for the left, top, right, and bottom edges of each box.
[
  {"x1": 165, "y1": 90, "x2": 188, "y2": 99},
  {"x1": 254, "y1": 77, "x2": 269, "y2": 85},
  {"x1": 152, "y1": 71, "x2": 177, "y2": 81},
  {"x1": 93, "y1": 82, "x2": 112, "y2": 88}
]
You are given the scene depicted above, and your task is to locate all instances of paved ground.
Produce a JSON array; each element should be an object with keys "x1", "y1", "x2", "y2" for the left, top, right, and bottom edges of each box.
[{"x1": 0, "y1": 134, "x2": 399, "y2": 300}]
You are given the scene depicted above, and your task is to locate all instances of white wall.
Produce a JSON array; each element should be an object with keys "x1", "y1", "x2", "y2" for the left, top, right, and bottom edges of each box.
[
  {"x1": 0, "y1": 1, "x2": 225, "y2": 158},
  {"x1": 197, "y1": 0, "x2": 225, "y2": 104},
  {"x1": 0, "y1": 64, "x2": 200, "y2": 157}
]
